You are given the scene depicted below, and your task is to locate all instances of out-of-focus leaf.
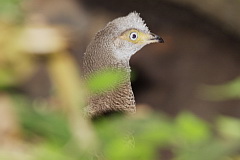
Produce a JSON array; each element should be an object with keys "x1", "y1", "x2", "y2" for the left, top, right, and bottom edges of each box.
[
  {"x1": 217, "y1": 116, "x2": 240, "y2": 140},
  {"x1": 199, "y1": 77, "x2": 240, "y2": 101},
  {"x1": 94, "y1": 113, "x2": 174, "y2": 160},
  {"x1": 0, "y1": 149, "x2": 33, "y2": 160},
  {"x1": 0, "y1": 0, "x2": 23, "y2": 22},
  {"x1": 6, "y1": 94, "x2": 240, "y2": 160},
  {"x1": 0, "y1": 69, "x2": 17, "y2": 88},
  {"x1": 33, "y1": 143, "x2": 76, "y2": 160},
  {"x1": 175, "y1": 141, "x2": 236, "y2": 160},
  {"x1": 13, "y1": 96, "x2": 72, "y2": 146},
  {"x1": 86, "y1": 69, "x2": 126, "y2": 94},
  {"x1": 175, "y1": 112, "x2": 211, "y2": 143}
]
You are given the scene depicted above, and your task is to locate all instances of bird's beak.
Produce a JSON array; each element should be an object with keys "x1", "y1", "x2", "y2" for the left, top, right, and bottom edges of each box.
[{"x1": 148, "y1": 33, "x2": 164, "y2": 43}]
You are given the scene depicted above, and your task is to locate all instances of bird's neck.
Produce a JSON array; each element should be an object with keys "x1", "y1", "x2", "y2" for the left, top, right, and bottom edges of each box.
[
  {"x1": 96, "y1": 51, "x2": 132, "y2": 73},
  {"x1": 83, "y1": 49, "x2": 136, "y2": 117}
]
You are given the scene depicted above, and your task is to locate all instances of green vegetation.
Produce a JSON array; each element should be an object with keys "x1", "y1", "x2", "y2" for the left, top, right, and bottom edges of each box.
[
  {"x1": 0, "y1": 0, "x2": 240, "y2": 159},
  {"x1": 1, "y1": 96, "x2": 240, "y2": 160}
]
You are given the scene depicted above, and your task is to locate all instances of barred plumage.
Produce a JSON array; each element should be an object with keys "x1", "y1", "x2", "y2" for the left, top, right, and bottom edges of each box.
[{"x1": 83, "y1": 12, "x2": 164, "y2": 118}]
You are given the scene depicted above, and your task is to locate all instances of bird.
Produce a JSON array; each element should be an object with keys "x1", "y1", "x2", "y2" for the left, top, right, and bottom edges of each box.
[{"x1": 83, "y1": 12, "x2": 164, "y2": 118}]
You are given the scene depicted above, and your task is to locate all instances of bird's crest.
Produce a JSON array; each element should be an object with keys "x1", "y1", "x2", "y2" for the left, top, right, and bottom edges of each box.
[
  {"x1": 107, "y1": 11, "x2": 150, "y2": 35},
  {"x1": 126, "y1": 11, "x2": 149, "y2": 31}
]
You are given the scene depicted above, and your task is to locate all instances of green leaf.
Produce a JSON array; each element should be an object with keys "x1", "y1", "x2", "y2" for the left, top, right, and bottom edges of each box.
[
  {"x1": 13, "y1": 96, "x2": 72, "y2": 146},
  {"x1": 217, "y1": 116, "x2": 240, "y2": 140},
  {"x1": 200, "y1": 77, "x2": 240, "y2": 101},
  {"x1": 0, "y1": 69, "x2": 17, "y2": 88},
  {"x1": 175, "y1": 112, "x2": 211, "y2": 143},
  {"x1": 86, "y1": 69, "x2": 126, "y2": 94}
]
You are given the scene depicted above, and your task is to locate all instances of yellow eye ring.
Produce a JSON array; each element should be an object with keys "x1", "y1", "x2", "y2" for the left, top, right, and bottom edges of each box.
[{"x1": 129, "y1": 32, "x2": 138, "y2": 40}]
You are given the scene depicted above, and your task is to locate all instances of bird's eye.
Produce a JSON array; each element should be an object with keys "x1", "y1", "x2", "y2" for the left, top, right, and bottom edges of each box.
[{"x1": 129, "y1": 32, "x2": 138, "y2": 40}]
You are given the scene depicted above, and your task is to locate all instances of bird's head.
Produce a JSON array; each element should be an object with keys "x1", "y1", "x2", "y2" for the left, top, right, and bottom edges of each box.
[
  {"x1": 94, "y1": 12, "x2": 164, "y2": 60},
  {"x1": 97, "y1": 12, "x2": 164, "y2": 59}
]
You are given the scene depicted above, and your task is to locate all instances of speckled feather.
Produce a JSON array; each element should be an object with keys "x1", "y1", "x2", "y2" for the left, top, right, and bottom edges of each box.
[{"x1": 83, "y1": 12, "x2": 151, "y2": 117}]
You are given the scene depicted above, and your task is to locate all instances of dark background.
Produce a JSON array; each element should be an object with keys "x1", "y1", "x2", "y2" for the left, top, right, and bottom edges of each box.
[{"x1": 22, "y1": 0, "x2": 240, "y2": 120}]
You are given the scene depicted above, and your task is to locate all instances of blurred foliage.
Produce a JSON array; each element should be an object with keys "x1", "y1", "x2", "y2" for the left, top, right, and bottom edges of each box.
[
  {"x1": 0, "y1": 0, "x2": 24, "y2": 22},
  {"x1": 86, "y1": 69, "x2": 126, "y2": 94},
  {"x1": 0, "y1": 0, "x2": 35, "y2": 89},
  {"x1": 201, "y1": 77, "x2": 240, "y2": 101},
  {"x1": 1, "y1": 97, "x2": 240, "y2": 160},
  {"x1": 13, "y1": 96, "x2": 71, "y2": 146},
  {"x1": 0, "y1": 0, "x2": 240, "y2": 159}
]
